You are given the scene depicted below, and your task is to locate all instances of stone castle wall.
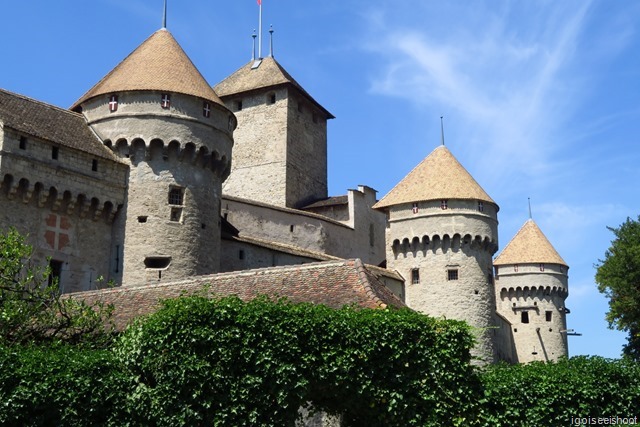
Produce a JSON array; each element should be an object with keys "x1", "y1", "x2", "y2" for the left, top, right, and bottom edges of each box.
[
  {"x1": 385, "y1": 199, "x2": 500, "y2": 363},
  {"x1": 221, "y1": 87, "x2": 328, "y2": 208},
  {"x1": 0, "y1": 125, "x2": 127, "y2": 292},
  {"x1": 495, "y1": 263, "x2": 569, "y2": 362},
  {"x1": 81, "y1": 92, "x2": 233, "y2": 285}
]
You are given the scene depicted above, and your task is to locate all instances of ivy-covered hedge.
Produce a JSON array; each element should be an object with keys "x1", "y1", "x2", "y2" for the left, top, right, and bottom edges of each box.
[
  {"x1": 0, "y1": 344, "x2": 127, "y2": 426},
  {"x1": 2, "y1": 296, "x2": 639, "y2": 426},
  {"x1": 116, "y1": 296, "x2": 480, "y2": 426},
  {"x1": 478, "y1": 356, "x2": 640, "y2": 426}
]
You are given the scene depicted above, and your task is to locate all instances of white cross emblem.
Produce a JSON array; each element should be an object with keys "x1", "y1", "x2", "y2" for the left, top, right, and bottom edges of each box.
[
  {"x1": 161, "y1": 94, "x2": 171, "y2": 109},
  {"x1": 109, "y1": 95, "x2": 118, "y2": 112}
]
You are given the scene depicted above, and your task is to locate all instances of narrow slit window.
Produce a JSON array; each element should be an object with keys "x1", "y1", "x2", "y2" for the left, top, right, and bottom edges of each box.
[
  {"x1": 92, "y1": 159, "x2": 98, "y2": 172},
  {"x1": 239, "y1": 250, "x2": 245, "y2": 260},
  {"x1": 52, "y1": 146, "x2": 59, "y2": 160},
  {"x1": 203, "y1": 101, "x2": 211, "y2": 118},
  {"x1": 268, "y1": 93, "x2": 276, "y2": 104},
  {"x1": 521, "y1": 311, "x2": 530, "y2": 324},
  {"x1": 236, "y1": 100, "x2": 243, "y2": 111},
  {"x1": 412, "y1": 202, "x2": 419, "y2": 214},
  {"x1": 478, "y1": 201, "x2": 484, "y2": 212},
  {"x1": 546, "y1": 311, "x2": 552, "y2": 322},
  {"x1": 19, "y1": 137, "x2": 27, "y2": 150},
  {"x1": 441, "y1": 199, "x2": 448, "y2": 210},
  {"x1": 411, "y1": 268, "x2": 420, "y2": 285}
]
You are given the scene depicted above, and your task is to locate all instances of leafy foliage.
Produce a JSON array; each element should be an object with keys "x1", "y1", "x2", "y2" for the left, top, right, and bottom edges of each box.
[
  {"x1": 595, "y1": 216, "x2": 640, "y2": 360},
  {"x1": 0, "y1": 343, "x2": 128, "y2": 426},
  {"x1": 478, "y1": 356, "x2": 640, "y2": 426},
  {"x1": 115, "y1": 295, "x2": 480, "y2": 426},
  {"x1": 0, "y1": 227, "x2": 114, "y2": 347}
]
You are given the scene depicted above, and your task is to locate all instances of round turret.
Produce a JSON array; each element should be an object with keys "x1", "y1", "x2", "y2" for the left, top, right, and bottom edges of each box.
[
  {"x1": 74, "y1": 29, "x2": 235, "y2": 285},
  {"x1": 494, "y1": 219, "x2": 569, "y2": 362},
  {"x1": 374, "y1": 145, "x2": 499, "y2": 363}
]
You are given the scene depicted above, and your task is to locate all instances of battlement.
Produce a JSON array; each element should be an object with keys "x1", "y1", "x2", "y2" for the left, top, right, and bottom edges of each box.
[
  {"x1": 104, "y1": 137, "x2": 231, "y2": 180},
  {"x1": 499, "y1": 285, "x2": 568, "y2": 300},
  {"x1": 391, "y1": 233, "x2": 498, "y2": 258}
]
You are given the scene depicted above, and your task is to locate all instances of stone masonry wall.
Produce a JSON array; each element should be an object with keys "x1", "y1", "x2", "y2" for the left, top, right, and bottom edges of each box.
[
  {"x1": 385, "y1": 199, "x2": 499, "y2": 363},
  {"x1": 495, "y1": 264, "x2": 569, "y2": 362}
]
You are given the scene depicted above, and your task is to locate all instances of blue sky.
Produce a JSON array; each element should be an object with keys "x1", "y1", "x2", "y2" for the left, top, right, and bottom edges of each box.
[{"x1": 2, "y1": 0, "x2": 639, "y2": 359}]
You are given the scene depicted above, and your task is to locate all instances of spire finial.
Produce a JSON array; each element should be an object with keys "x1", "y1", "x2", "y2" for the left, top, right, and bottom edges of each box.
[
  {"x1": 528, "y1": 197, "x2": 532, "y2": 219},
  {"x1": 257, "y1": 0, "x2": 263, "y2": 59},
  {"x1": 252, "y1": 30, "x2": 257, "y2": 61},
  {"x1": 440, "y1": 116, "x2": 445, "y2": 146},
  {"x1": 269, "y1": 25, "x2": 274, "y2": 58},
  {"x1": 162, "y1": 0, "x2": 167, "y2": 29}
]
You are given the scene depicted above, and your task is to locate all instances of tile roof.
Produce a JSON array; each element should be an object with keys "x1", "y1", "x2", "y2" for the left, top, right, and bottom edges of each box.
[
  {"x1": 71, "y1": 29, "x2": 224, "y2": 110},
  {"x1": 494, "y1": 219, "x2": 568, "y2": 267},
  {"x1": 214, "y1": 57, "x2": 334, "y2": 119},
  {"x1": 373, "y1": 145, "x2": 496, "y2": 209},
  {"x1": 0, "y1": 88, "x2": 119, "y2": 160},
  {"x1": 71, "y1": 259, "x2": 406, "y2": 331},
  {"x1": 302, "y1": 195, "x2": 348, "y2": 209}
]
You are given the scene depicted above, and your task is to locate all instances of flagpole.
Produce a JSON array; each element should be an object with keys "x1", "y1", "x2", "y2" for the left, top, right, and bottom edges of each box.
[{"x1": 258, "y1": 1, "x2": 263, "y2": 59}]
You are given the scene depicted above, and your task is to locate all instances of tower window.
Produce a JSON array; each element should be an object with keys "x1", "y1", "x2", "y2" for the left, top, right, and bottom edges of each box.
[
  {"x1": 411, "y1": 268, "x2": 420, "y2": 285},
  {"x1": 268, "y1": 93, "x2": 276, "y2": 104},
  {"x1": 239, "y1": 250, "x2": 245, "y2": 260},
  {"x1": 52, "y1": 146, "x2": 59, "y2": 160},
  {"x1": 168, "y1": 187, "x2": 184, "y2": 205},
  {"x1": 92, "y1": 159, "x2": 98, "y2": 172},
  {"x1": 412, "y1": 202, "x2": 419, "y2": 214},
  {"x1": 546, "y1": 311, "x2": 552, "y2": 322},
  {"x1": 441, "y1": 199, "x2": 448, "y2": 210},
  {"x1": 478, "y1": 201, "x2": 484, "y2": 212},
  {"x1": 521, "y1": 311, "x2": 530, "y2": 324},
  {"x1": 514, "y1": 264, "x2": 519, "y2": 272},
  {"x1": 109, "y1": 95, "x2": 118, "y2": 112},
  {"x1": 161, "y1": 93, "x2": 171, "y2": 109},
  {"x1": 170, "y1": 207, "x2": 182, "y2": 222},
  {"x1": 144, "y1": 257, "x2": 171, "y2": 269},
  {"x1": 235, "y1": 100, "x2": 243, "y2": 111},
  {"x1": 539, "y1": 263, "x2": 545, "y2": 271},
  {"x1": 447, "y1": 269, "x2": 458, "y2": 281},
  {"x1": 19, "y1": 136, "x2": 27, "y2": 150},
  {"x1": 203, "y1": 101, "x2": 211, "y2": 118}
]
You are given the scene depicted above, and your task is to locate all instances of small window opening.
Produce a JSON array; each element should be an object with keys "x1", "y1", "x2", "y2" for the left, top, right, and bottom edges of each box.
[
  {"x1": 137, "y1": 216, "x2": 148, "y2": 223},
  {"x1": 161, "y1": 93, "x2": 171, "y2": 109},
  {"x1": 19, "y1": 137, "x2": 27, "y2": 150},
  {"x1": 170, "y1": 207, "x2": 183, "y2": 222},
  {"x1": 236, "y1": 100, "x2": 243, "y2": 111},
  {"x1": 514, "y1": 328, "x2": 518, "y2": 333},
  {"x1": 168, "y1": 187, "x2": 184, "y2": 205},
  {"x1": 539, "y1": 263, "x2": 545, "y2": 271},
  {"x1": 48, "y1": 259, "x2": 63, "y2": 287},
  {"x1": 521, "y1": 311, "x2": 530, "y2": 324},
  {"x1": 412, "y1": 202, "x2": 419, "y2": 214},
  {"x1": 144, "y1": 257, "x2": 171, "y2": 269},
  {"x1": 441, "y1": 199, "x2": 448, "y2": 210},
  {"x1": 268, "y1": 93, "x2": 276, "y2": 104},
  {"x1": 203, "y1": 101, "x2": 211, "y2": 118},
  {"x1": 201, "y1": 223, "x2": 206, "y2": 229},
  {"x1": 109, "y1": 95, "x2": 118, "y2": 112},
  {"x1": 447, "y1": 269, "x2": 458, "y2": 281},
  {"x1": 514, "y1": 264, "x2": 519, "y2": 272},
  {"x1": 239, "y1": 250, "x2": 245, "y2": 260},
  {"x1": 52, "y1": 146, "x2": 59, "y2": 160},
  {"x1": 474, "y1": 290, "x2": 479, "y2": 295},
  {"x1": 478, "y1": 201, "x2": 484, "y2": 212},
  {"x1": 546, "y1": 311, "x2": 552, "y2": 322},
  {"x1": 411, "y1": 268, "x2": 420, "y2": 285},
  {"x1": 92, "y1": 159, "x2": 98, "y2": 172},
  {"x1": 290, "y1": 224, "x2": 295, "y2": 232}
]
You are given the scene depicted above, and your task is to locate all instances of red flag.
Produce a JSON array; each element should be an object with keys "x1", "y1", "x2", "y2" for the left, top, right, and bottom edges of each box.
[{"x1": 257, "y1": 0, "x2": 261, "y2": 4}]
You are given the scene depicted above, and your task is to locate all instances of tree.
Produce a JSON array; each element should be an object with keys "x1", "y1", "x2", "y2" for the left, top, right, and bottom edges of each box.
[
  {"x1": 595, "y1": 216, "x2": 640, "y2": 360},
  {"x1": 0, "y1": 227, "x2": 114, "y2": 347}
]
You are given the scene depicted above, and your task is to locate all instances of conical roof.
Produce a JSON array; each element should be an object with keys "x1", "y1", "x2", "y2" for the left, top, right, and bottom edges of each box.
[
  {"x1": 71, "y1": 29, "x2": 223, "y2": 110},
  {"x1": 494, "y1": 219, "x2": 568, "y2": 267},
  {"x1": 214, "y1": 56, "x2": 334, "y2": 119},
  {"x1": 373, "y1": 145, "x2": 496, "y2": 209}
]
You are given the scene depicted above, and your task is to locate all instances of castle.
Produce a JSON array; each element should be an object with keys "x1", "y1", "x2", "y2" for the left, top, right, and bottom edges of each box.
[{"x1": 0, "y1": 22, "x2": 571, "y2": 364}]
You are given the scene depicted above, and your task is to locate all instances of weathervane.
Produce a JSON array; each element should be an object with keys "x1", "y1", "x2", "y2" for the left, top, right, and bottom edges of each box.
[
  {"x1": 162, "y1": 0, "x2": 167, "y2": 28},
  {"x1": 528, "y1": 197, "x2": 532, "y2": 219},
  {"x1": 257, "y1": 0, "x2": 263, "y2": 59},
  {"x1": 440, "y1": 116, "x2": 445, "y2": 146}
]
